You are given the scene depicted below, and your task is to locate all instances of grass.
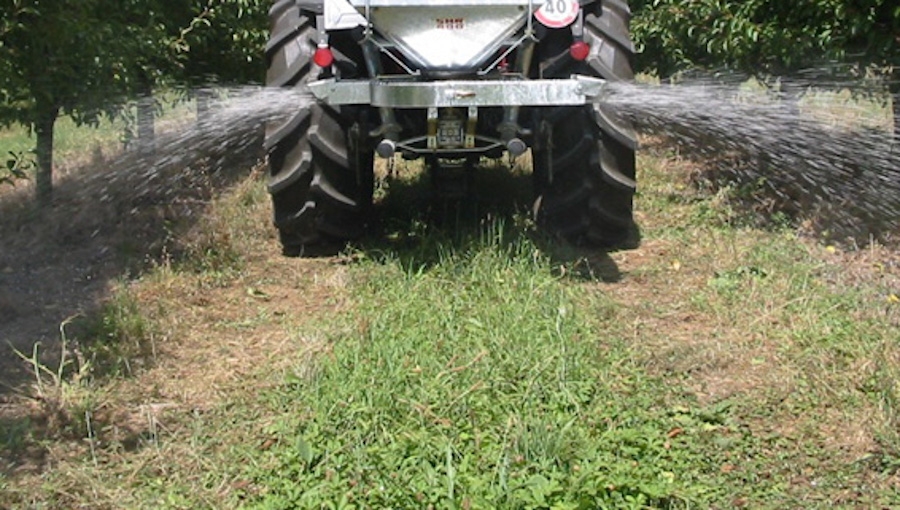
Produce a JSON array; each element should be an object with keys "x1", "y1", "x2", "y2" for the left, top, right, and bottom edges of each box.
[
  {"x1": 237, "y1": 208, "x2": 899, "y2": 507},
  {"x1": 0, "y1": 92, "x2": 199, "y2": 186},
  {"x1": 0, "y1": 115, "x2": 124, "y2": 168},
  {"x1": 246, "y1": 227, "x2": 707, "y2": 507},
  {"x1": 1, "y1": 102, "x2": 899, "y2": 507}
]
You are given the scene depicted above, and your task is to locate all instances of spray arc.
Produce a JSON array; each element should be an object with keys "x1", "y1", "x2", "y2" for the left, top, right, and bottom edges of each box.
[{"x1": 265, "y1": 0, "x2": 637, "y2": 255}]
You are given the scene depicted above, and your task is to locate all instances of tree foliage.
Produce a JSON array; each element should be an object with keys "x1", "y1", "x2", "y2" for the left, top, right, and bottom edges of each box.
[
  {"x1": 172, "y1": 0, "x2": 268, "y2": 87},
  {"x1": 0, "y1": 0, "x2": 133, "y2": 202},
  {"x1": 630, "y1": 1, "x2": 900, "y2": 141},
  {"x1": 0, "y1": 0, "x2": 268, "y2": 202},
  {"x1": 631, "y1": 0, "x2": 900, "y2": 77}
]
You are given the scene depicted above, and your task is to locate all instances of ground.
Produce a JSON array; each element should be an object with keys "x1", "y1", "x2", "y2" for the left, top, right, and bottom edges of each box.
[{"x1": 1, "y1": 119, "x2": 899, "y2": 507}]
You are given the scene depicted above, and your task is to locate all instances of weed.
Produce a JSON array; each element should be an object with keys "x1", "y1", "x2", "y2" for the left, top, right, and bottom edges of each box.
[
  {"x1": 1, "y1": 150, "x2": 33, "y2": 187},
  {"x1": 11, "y1": 317, "x2": 96, "y2": 437}
]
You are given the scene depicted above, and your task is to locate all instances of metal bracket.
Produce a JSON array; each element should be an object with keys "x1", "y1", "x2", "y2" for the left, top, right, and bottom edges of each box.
[
  {"x1": 570, "y1": 9, "x2": 584, "y2": 39},
  {"x1": 466, "y1": 106, "x2": 478, "y2": 148},
  {"x1": 426, "y1": 107, "x2": 438, "y2": 149},
  {"x1": 315, "y1": 15, "x2": 329, "y2": 46}
]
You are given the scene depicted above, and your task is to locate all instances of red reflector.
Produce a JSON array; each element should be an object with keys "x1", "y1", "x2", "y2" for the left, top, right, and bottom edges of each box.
[
  {"x1": 569, "y1": 41, "x2": 590, "y2": 61},
  {"x1": 313, "y1": 47, "x2": 334, "y2": 68}
]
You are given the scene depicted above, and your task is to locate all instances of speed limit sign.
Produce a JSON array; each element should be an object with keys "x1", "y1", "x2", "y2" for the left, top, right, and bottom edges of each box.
[{"x1": 535, "y1": 0, "x2": 580, "y2": 29}]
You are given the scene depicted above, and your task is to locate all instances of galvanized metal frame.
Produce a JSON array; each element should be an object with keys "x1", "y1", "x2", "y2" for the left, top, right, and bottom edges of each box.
[
  {"x1": 319, "y1": 0, "x2": 591, "y2": 157},
  {"x1": 305, "y1": 75, "x2": 608, "y2": 108}
]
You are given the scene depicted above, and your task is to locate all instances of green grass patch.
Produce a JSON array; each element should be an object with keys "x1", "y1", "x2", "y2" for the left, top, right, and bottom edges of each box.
[
  {"x1": 0, "y1": 115, "x2": 126, "y2": 166},
  {"x1": 245, "y1": 225, "x2": 714, "y2": 508},
  {"x1": 74, "y1": 287, "x2": 156, "y2": 379}
]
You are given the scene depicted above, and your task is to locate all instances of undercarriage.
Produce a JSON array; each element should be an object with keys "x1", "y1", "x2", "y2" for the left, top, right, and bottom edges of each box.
[{"x1": 265, "y1": 0, "x2": 638, "y2": 255}]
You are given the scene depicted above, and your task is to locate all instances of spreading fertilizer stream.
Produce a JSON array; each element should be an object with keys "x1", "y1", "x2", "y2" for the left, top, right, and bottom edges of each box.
[
  {"x1": 83, "y1": 77, "x2": 898, "y2": 244},
  {"x1": 603, "y1": 78, "x2": 900, "y2": 241}
]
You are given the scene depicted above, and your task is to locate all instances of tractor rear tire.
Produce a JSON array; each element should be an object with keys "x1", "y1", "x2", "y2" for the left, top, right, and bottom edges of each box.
[
  {"x1": 532, "y1": 0, "x2": 639, "y2": 249},
  {"x1": 265, "y1": 0, "x2": 374, "y2": 256}
]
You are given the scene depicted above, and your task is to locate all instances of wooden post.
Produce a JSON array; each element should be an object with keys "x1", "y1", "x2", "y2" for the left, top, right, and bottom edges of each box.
[{"x1": 137, "y1": 80, "x2": 156, "y2": 155}]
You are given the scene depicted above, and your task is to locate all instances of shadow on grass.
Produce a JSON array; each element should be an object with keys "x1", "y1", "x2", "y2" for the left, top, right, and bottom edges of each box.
[
  {"x1": 0, "y1": 414, "x2": 45, "y2": 478},
  {"x1": 0, "y1": 118, "x2": 264, "y2": 481},
  {"x1": 356, "y1": 158, "x2": 626, "y2": 283},
  {"x1": 0, "y1": 123, "x2": 264, "y2": 396}
]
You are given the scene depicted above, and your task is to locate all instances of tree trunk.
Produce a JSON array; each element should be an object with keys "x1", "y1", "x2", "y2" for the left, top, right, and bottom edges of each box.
[
  {"x1": 137, "y1": 81, "x2": 156, "y2": 154},
  {"x1": 34, "y1": 104, "x2": 59, "y2": 205}
]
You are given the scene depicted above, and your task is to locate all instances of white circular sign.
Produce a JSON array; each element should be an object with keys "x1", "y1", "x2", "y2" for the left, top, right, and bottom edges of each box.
[{"x1": 535, "y1": 0, "x2": 580, "y2": 29}]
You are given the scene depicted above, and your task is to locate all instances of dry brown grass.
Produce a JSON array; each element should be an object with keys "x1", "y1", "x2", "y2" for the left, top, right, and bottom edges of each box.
[{"x1": 596, "y1": 148, "x2": 899, "y2": 478}]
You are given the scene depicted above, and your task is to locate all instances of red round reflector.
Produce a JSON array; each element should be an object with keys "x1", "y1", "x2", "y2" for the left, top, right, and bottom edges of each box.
[
  {"x1": 313, "y1": 47, "x2": 334, "y2": 68},
  {"x1": 569, "y1": 41, "x2": 590, "y2": 61}
]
